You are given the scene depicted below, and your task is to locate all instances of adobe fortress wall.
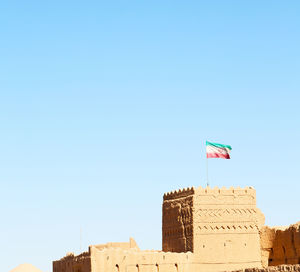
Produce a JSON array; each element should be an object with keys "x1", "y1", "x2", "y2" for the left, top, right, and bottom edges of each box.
[
  {"x1": 53, "y1": 185, "x2": 299, "y2": 272},
  {"x1": 90, "y1": 245, "x2": 194, "y2": 272},
  {"x1": 53, "y1": 251, "x2": 91, "y2": 272},
  {"x1": 54, "y1": 239, "x2": 198, "y2": 272},
  {"x1": 260, "y1": 222, "x2": 300, "y2": 267},
  {"x1": 163, "y1": 186, "x2": 265, "y2": 271},
  {"x1": 163, "y1": 187, "x2": 195, "y2": 252}
]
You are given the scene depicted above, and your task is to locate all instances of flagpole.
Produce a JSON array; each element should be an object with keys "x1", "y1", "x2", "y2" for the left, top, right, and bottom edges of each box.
[{"x1": 206, "y1": 156, "x2": 209, "y2": 187}]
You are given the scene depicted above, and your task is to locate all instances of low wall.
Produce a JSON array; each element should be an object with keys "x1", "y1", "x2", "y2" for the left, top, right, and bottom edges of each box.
[{"x1": 90, "y1": 246, "x2": 194, "y2": 272}]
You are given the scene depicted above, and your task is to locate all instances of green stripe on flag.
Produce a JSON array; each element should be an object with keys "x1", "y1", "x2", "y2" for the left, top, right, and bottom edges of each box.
[{"x1": 206, "y1": 141, "x2": 232, "y2": 150}]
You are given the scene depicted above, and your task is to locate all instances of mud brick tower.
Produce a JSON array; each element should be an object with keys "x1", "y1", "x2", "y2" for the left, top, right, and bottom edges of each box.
[{"x1": 162, "y1": 186, "x2": 265, "y2": 270}]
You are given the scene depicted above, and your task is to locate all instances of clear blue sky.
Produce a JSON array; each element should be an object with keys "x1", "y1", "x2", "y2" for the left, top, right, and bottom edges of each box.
[{"x1": 1, "y1": 1, "x2": 299, "y2": 271}]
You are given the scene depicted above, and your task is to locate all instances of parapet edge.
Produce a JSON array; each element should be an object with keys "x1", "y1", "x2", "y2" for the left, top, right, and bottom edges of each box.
[
  {"x1": 163, "y1": 187, "x2": 195, "y2": 200},
  {"x1": 163, "y1": 186, "x2": 256, "y2": 200},
  {"x1": 195, "y1": 185, "x2": 256, "y2": 196}
]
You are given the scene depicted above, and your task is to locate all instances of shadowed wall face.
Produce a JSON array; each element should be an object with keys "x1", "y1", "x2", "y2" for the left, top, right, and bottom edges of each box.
[
  {"x1": 260, "y1": 223, "x2": 300, "y2": 267},
  {"x1": 162, "y1": 188, "x2": 194, "y2": 252},
  {"x1": 53, "y1": 252, "x2": 91, "y2": 272}
]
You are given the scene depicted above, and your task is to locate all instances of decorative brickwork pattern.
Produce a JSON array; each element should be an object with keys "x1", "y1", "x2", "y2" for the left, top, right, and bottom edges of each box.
[{"x1": 162, "y1": 186, "x2": 265, "y2": 270}]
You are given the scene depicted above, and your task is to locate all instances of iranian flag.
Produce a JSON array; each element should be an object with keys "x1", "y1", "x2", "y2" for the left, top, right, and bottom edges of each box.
[{"x1": 206, "y1": 141, "x2": 232, "y2": 159}]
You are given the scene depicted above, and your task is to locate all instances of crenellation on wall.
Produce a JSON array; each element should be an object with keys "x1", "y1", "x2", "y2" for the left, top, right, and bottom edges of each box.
[
  {"x1": 193, "y1": 186, "x2": 257, "y2": 206},
  {"x1": 195, "y1": 186, "x2": 255, "y2": 196},
  {"x1": 163, "y1": 187, "x2": 195, "y2": 201}
]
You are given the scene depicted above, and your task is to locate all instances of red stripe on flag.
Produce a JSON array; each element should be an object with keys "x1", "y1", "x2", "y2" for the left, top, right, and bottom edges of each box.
[{"x1": 207, "y1": 153, "x2": 230, "y2": 159}]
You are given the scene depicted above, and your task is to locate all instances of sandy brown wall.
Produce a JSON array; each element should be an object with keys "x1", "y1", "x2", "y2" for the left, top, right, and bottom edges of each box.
[
  {"x1": 89, "y1": 246, "x2": 263, "y2": 272},
  {"x1": 260, "y1": 223, "x2": 300, "y2": 267},
  {"x1": 162, "y1": 188, "x2": 194, "y2": 253},
  {"x1": 90, "y1": 247, "x2": 195, "y2": 272},
  {"x1": 232, "y1": 264, "x2": 300, "y2": 272},
  {"x1": 191, "y1": 186, "x2": 264, "y2": 270},
  {"x1": 53, "y1": 252, "x2": 91, "y2": 272}
]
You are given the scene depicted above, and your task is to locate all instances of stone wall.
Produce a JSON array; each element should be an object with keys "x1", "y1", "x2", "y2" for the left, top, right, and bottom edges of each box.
[{"x1": 260, "y1": 223, "x2": 300, "y2": 267}]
